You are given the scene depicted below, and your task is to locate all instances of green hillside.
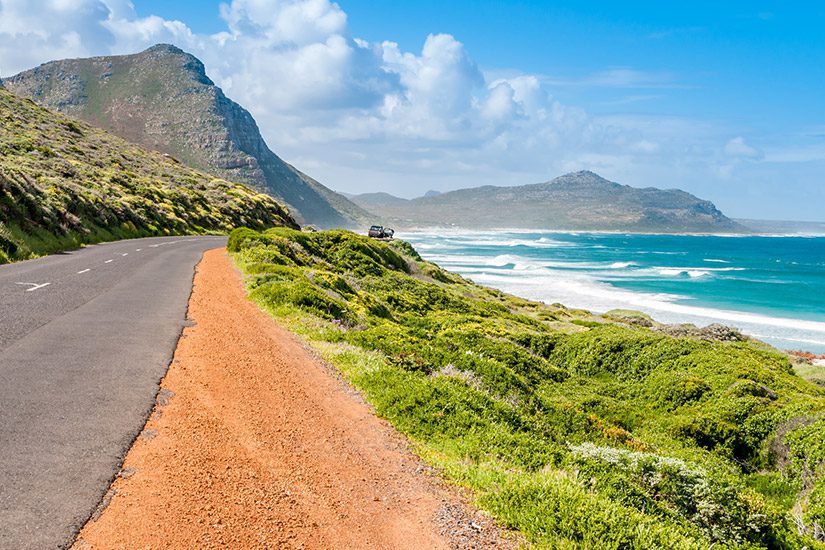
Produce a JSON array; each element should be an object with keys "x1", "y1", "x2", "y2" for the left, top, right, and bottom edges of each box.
[
  {"x1": 0, "y1": 87, "x2": 296, "y2": 263},
  {"x1": 230, "y1": 226, "x2": 825, "y2": 548}
]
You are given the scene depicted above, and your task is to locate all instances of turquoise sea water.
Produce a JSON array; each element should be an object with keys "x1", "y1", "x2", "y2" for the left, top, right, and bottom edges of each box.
[{"x1": 404, "y1": 230, "x2": 825, "y2": 354}]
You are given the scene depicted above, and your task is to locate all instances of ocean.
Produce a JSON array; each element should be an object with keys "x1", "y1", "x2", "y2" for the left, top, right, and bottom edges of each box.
[{"x1": 403, "y1": 230, "x2": 825, "y2": 354}]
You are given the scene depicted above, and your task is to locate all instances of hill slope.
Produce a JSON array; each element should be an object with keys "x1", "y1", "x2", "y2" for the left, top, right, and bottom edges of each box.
[
  {"x1": 352, "y1": 171, "x2": 746, "y2": 233},
  {"x1": 0, "y1": 87, "x2": 296, "y2": 263},
  {"x1": 230, "y1": 226, "x2": 825, "y2": 547},
  {"x1": 5, "y1": 44, "x2": 371, "y2": 229}
]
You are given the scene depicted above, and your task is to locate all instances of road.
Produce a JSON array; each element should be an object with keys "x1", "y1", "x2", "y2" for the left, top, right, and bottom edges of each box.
[
  {"x1": 71, "y1": 249, "x2": 509, "y2": 549},
  {"x1": 0, "y1": 236, "x2": 226, "y2": 550}
]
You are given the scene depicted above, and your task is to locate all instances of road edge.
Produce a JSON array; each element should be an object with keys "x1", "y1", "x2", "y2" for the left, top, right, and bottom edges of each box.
[{"x1": 68, "y1": 246, "x2": 217, "y2": 549}]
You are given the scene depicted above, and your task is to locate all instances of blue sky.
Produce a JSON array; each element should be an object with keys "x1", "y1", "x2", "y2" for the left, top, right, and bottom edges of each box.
[
  {"x1": 2, "y1": 0, "x2": 824, "y2": 220},
  {"x1": 133, "y1": 1, "x2": 825, "y2": 125}
]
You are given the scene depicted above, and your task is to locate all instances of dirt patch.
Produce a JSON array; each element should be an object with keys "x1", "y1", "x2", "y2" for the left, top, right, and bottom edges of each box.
[{"x1": 72, "y1": 249, "x2": 511, "y2": 549}]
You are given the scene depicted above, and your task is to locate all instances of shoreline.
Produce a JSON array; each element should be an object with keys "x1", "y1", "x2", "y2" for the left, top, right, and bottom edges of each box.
[
  {"x1": 402, "y1": 229, "x2": 825, "y2": 355},
  {"x1": 396, "y1": 226, "x2": 825, "y2": 238}
]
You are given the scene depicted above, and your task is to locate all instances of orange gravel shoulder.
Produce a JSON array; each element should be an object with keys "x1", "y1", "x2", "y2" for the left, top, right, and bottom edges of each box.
[{"x1": 73, "y1": 249, "x2": 508, "y2": 549}]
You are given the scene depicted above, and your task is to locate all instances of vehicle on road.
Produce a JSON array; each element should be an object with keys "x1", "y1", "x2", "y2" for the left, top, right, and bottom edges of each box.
[{"x1": 368, "y1": 225, "x2": 394, "y2": 239}]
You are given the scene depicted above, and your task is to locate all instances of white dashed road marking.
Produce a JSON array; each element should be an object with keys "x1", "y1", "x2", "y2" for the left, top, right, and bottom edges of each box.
[
  {"x1": 105, "y1": 260, "x2": 114, "y2": 264},
  {"x1": 16, "y1": 282, "x2": 51, "y2": 292},
  {"x1": 149, "y1": 241, "x2": 180, "y2": 249},
  {"x1": 121, "y1": 253, "x2": 128, "y2": 257},
  {"x1": 77, "y1": 269, "x2": 91, "y2": 274}
]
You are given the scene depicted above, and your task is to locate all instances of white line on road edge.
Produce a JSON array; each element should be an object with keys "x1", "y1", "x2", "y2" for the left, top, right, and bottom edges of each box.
[
  {"x1": 105, "y1": 260, "x2": 114, "y2": 264},
  {"x1": 77, "y1": 269, "x2": 91, "y2": 274},
  {"x1": 16, "y1": 282, "x2": 51, "y2": 292}
]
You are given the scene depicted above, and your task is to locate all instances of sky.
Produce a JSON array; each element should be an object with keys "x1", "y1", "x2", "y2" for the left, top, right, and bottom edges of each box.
[{"x1": 1, "y1": 1, "x2": 823, "y2": 221}]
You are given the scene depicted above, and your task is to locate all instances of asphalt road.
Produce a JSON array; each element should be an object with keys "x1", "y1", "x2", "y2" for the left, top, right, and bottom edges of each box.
[{"x1": 0, "y1": 236, "x2": 226, "y2": 550}]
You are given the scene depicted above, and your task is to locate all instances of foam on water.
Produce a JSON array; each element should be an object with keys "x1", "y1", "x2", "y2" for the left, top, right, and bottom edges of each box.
[
  {"x1": 405, "y1": 230, "x2": 825, "y2": 353},
  {"x1": 657, "y1": 266, "x2": 745, "y2": 276},
  {"x1": 467, "y1": 265, "x2": 825, "y2": 343}
]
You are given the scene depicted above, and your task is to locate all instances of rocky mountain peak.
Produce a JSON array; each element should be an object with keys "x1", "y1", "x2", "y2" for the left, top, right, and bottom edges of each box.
[
  {"x1": 6, "y1": 46, "x2": 371, "y2": 228},
  {"x1": 550, "y1": 170, "x2": 616, "y2": 187},
  {"x1": 144, "y1": 43, "x2": 186, "y2": 55},
  {"x1": 136, "y1": 43, "x2": 212, "y2": 86}
]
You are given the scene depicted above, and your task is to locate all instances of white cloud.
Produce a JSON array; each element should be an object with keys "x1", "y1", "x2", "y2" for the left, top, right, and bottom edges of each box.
[
  {"x1": 0, "y1": 0, "x2": 113, "y2": 73},
  {"x1": 481, "y1": 81, "x2": 519, "y2": 123},
  {"x1": 219, "y1": 0, "x2": 347, "y2": 45},
  {"x1": 724, "y1": 136, "x2": 763, "y2": 159},
  {"x1": 375, "y1": 34, "x2": 486, "y2": 139}
]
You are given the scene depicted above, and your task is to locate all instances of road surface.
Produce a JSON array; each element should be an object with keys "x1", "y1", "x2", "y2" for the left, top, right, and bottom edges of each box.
[{"x1": 0, "y1": 236, "x2": 226, "y2": 550}]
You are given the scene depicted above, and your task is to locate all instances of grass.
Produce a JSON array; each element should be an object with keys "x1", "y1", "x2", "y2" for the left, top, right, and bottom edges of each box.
[
  {"x1": 794, "y1": 361, "x2": 825, "y2": 388},
  {"x1": 0, "y1": 88, "x2": 296, "y2": 263},
  {"x1": 230, "y1": 227, "x2": 825, "y2": 548}
]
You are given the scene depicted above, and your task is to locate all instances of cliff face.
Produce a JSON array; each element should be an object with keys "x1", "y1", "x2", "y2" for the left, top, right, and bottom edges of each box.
[
  {"x1": 6, "y1": 44, "x2": 371, "y2": 228},
  {"x1": 352, "y1": 171, "x2": 747, "y2": 233}
]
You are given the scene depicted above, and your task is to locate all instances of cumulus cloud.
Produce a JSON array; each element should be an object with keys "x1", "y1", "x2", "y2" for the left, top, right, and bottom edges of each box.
[
  {"x1": 219, "y1": 0, "x2": 347, "y2": 45},
  {"x1": 0, "y1": 0, "x2": 114, "y2": 73},
  {"x1": 0, "y1": 0, "x2": 739, "y2": 196}
]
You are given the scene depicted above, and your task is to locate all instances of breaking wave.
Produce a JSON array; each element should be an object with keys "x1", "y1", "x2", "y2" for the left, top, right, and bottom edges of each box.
[{"x1": 404, "y1": 229, "x2": 825, "y2": 352}]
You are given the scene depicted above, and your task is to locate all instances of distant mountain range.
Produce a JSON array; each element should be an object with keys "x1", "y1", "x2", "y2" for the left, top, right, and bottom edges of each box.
[
  {"x1": 734, "y1": 219, "x2": 825, "y2": 235},
  {"x1": 352, "y1": 171, "x2": 747, "y2": 233},
  {"x1": 5, "y1": 44, "x2": 370, "y2": 228}
]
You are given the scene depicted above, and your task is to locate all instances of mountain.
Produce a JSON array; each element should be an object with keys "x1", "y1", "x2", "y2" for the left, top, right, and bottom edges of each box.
[
  {"x1": 0, "y1": 86, "x2": 296, "y2": 263},
  {"x1": 351, "y1": 171, "x2": 746, "y2": 233},
  {"x1": 5, "y1": 44, "x2": 371, "y2": 229},
  {"x1": 350, "y1": 192, "x2": 411, "y2": 208},
  {"x1": 736, "y1": 218, "x2": 825, "y2": 235}
]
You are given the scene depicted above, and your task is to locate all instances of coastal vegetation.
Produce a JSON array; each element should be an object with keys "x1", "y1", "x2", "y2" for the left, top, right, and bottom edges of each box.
[
  {"x1": 231, "y1": 226, "x2": 825, "y2": 548},
  {"x1": 0, "y1": 88, "x2": 296, "y2": 263}
]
